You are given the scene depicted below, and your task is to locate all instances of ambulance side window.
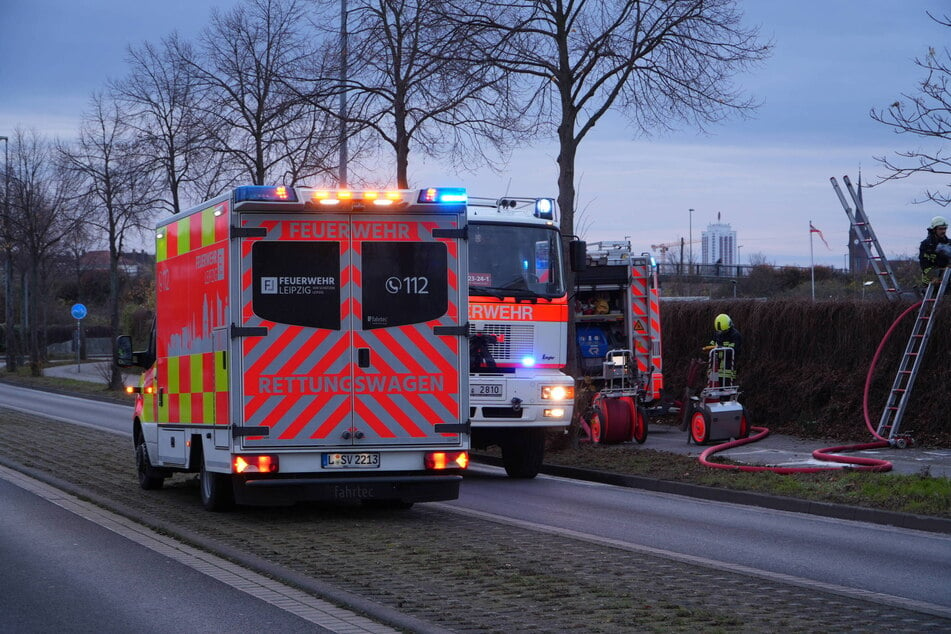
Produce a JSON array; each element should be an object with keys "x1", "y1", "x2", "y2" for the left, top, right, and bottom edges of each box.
[
  {"x1": 362, "y1": 242, "x2": 448, "y2": 330},
  {"x1": 251, "y1": 241, "x2": 341, "y2": 329}
]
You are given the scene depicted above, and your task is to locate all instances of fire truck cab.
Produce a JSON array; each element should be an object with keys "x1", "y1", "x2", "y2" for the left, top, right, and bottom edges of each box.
[
  {"x1": 118, "y1": 185, "x2": 470, "y2": 510},
  {"x1": 466, "y1": 196, "x2": 584, "y2": 477}
]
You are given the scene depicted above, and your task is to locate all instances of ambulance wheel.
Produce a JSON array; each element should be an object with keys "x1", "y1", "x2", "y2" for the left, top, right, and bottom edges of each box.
[
  {"x1": 631, "y1": 405, "x2": 648, "y2": 445},
  {"x1": 600, "y1": 397, "x2": 632, "y2": 445},
  {"x1": 200, "y1": 457, "x2": 235, "y2": 512},
  {"x1": 502, "y1": 428, "x2": 545, "y2": 478},
  {"x1": 690, "y1": 408, "x2": 711, "y2": 445},
  {"x1": 135, "y1": 437, "x2": 165, "y2": 490}
]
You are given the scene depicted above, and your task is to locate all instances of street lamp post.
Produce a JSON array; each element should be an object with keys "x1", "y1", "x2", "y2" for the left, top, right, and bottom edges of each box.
[
  {"x1": 1, "y1": 135, "x2": 13, "y2": 372},
  {"x1": 688, "y1": 208, "x2": 694, "y2": 273}
]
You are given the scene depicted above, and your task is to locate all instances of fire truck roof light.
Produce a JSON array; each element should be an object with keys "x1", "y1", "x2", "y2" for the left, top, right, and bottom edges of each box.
[
  {"x1": 534, "y1": 198, "x2": 555, "y2": 219},
  {"x1": 418, "y1": 187, "x2": 467, "y2": 204},
  {"x1": 234, "y1": 185, "x2": 299, "y2": 203}
]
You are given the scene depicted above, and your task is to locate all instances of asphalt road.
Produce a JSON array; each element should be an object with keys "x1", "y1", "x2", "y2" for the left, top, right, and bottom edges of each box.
[{"x1": 0, "y1": 474, "x2": 348, "y2": 633}]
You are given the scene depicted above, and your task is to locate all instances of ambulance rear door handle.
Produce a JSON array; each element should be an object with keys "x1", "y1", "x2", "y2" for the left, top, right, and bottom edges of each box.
[{"x1": 357, "y1": 348, "x2": 371, "y2": 367}]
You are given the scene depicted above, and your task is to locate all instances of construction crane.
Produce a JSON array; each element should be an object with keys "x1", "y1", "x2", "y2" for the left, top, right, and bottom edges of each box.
[{"x1": 650, "y1": 239, "x2": 699, "y2": 263}]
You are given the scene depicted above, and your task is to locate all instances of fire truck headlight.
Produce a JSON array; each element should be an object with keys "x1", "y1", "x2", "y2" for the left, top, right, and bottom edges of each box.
[
  {"x1": 543, "y1": 408, "x2": 565, "y2": 418},
  {"x1": 541, "y1": 385, "x2": 574, "y2": 401},
  {"x1": 234, "y1": 455, "x2": 279, "y2": 474}
]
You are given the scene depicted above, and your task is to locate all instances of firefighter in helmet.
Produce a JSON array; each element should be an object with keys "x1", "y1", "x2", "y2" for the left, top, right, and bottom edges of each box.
[
  {"x1": 704, "y1": 313, "x2": 741, "y2": 384},
  {"x1": 919, "y1": 215, "x2": 950, "y2": 285}
]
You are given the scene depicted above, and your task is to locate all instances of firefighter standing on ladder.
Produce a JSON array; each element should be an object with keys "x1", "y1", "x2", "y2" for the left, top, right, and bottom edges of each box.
[{"x1": 919, "y1": 216, "x2": 950, "y2": 285}]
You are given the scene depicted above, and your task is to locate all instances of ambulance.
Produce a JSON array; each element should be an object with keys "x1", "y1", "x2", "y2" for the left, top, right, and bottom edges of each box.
[
  {"x1": 117, "y1": 185, "x2": 470, "y2": 510},
  {"x1": 466, "y1": 196, "x2": 585, "y2": 477}
]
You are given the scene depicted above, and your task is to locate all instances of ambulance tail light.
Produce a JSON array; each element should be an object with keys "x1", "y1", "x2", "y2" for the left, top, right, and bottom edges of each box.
[
  {"x1": 234, "y1": 455, "x2": 279, "y2": 474},
  {"x1": 234, "y1": 185, "x2": 298, "y2": 203},
  {"x1": 425, "y1": 451, "x2": 469, "y2": 470},
  {"x1": 418, "y1": 187, "x2": 467, "y2": 204},
  {"x1": 541, "y1": 385, "x2": 575, "y2": 401}
]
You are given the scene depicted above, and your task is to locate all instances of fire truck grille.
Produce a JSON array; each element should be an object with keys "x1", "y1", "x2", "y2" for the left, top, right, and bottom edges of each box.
[{"x1": 470, "y1": 323, "x2": 534, "y2": 363}]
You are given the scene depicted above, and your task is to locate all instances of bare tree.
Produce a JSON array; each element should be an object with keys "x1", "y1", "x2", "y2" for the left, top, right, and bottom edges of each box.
[
  {"x1": 59, "y1": 94, "x2": 163, "y2": 389},
  {"x1": 172, "y1": 0, "x2": 336, "y2": 186},
  {"x1": 6, "y1": 129, "x2": 86, "y2": 376},
  {"x1": 112, "y1": 38, "x2": 219, "y2": 214},
  {"x1": 871, "y1": 13, "x2": 951, "y2": 205},
  {"x1": 460, "y1": 0, "x2": 769, "y2": 240},
  {"x1": 456, "y1": 0, "x2": 769, "y2": 372},
  {"x1": 312, "y1": 0, "x2": 528, "y2": 188}
]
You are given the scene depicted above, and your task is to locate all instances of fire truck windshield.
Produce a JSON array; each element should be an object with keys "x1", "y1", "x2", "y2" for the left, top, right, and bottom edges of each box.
[{"x1": 468, "y1": 222, "x2": 565, "y2": 298}]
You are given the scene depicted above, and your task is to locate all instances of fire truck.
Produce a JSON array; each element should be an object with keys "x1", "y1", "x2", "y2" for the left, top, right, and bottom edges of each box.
[
  {"x1": 575, "y1": 241, "x2": 664, "y2": 443},
  {"x1": 466, "y1": 196, "x2": 585, "y2": 477},
  {"x1": 117, "y1": 185, "x2": 470, "y2": 510}
]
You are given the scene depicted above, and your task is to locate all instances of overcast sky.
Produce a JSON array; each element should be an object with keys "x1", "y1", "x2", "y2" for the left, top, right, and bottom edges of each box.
[{"x1": 1, "y1": 0, "x2": 948, "y2": 266}]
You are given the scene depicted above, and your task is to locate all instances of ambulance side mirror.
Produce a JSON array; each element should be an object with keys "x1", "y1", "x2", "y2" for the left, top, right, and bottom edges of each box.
[
  {"x1": 116, "y1": 336, "x2": 135, "y2": 368},
  {"x1": 569, "y1": 240, "x2": 587, "y2": 272},
  {"x1": 116, "y1": 335, "x2": 154, "y2": 369}
]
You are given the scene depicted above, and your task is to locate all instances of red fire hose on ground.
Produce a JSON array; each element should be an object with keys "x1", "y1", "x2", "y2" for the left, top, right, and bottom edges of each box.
[{"x1": 697, "y1": 301, "x2": 924, "y2": 474}]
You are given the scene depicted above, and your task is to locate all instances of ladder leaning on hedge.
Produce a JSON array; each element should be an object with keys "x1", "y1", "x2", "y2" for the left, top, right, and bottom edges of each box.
[
  {"x1": 830, "y1": 175, "x2": 904, "y2": 301},
  {"x1": 877, "y1": 267, "x2": 951, "y2": 445}
]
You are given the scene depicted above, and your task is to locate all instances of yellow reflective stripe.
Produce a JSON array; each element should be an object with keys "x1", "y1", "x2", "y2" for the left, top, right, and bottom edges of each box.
[
  {"x1": 215, "y1": 351, "x2": 228, "y2": 392},
  {"x1": 190, "y1": 354, "x2": 203, "y2": 392},
  {"x1": 156, "y1": 230, "x2": 168, "y2": 262},
  {"x1": 178, "y1": 393, "x2": 192, "y2": 423},
  {"x1": 201, "y1": 208, "x2": 216, "y2": 247},
  {"x1": 167, "y1": 356, "x2": 180, "y2": 394},
  {"x1": 177, "y1": 217, "x2": 190, "y2": 254}
]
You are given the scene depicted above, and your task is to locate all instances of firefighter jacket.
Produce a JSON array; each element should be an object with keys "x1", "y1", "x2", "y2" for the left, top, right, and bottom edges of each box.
[{"x1": 919, "y1": 228, "x2": 950, "y2": 280}]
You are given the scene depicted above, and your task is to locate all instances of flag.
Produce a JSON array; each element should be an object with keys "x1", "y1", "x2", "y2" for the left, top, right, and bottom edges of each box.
[{"x1": 810, "y1": 222, "x2": 830, "y2": 250}]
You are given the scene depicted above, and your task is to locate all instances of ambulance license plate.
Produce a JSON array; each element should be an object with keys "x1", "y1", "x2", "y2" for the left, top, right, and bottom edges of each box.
[
  {"x1": 471, "y1": 384, "x2": 504, "y2": 398},
  {"x1": 322, "y1": 452, "x2": 381, "y2": 468}
]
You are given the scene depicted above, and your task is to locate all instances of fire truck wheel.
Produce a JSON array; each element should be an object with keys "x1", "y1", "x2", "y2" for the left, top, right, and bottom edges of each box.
[
  {"x1": 599, "y1": 397, "x2": 631, "y2": 445},
  {"x1": 690, "y1": 408, "x2": 711, "y2": 445},
  {"x1": 632, "y1": 406, "x2": 648, "y2": 444},
  {"x1": 502, "y1": 428, "x2": 546, "y2": 478},
  {"x1": 135, "y1": 438, "x2": 165, "y2": 490},
  {"x1": 200, "y1": 457, "x2": 235, "y2": 512},
  {"x1": 589, "y1": 409, "x2": 604, "y2": 444},
  {"x1": 739, "y1": 406, "x2": 750, "y2": 438}
]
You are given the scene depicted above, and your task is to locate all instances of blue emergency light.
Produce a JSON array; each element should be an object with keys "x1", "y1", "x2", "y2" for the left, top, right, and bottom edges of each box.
[
  {"x1": 534, "y1": 198, "x2": 555, "y2": 219},
  {"x1": 418, "y1": 187, "x2": 467, "y2": 204},
  {"x1": 234, "y1": 185, "x2": 299, "y2": 203}
]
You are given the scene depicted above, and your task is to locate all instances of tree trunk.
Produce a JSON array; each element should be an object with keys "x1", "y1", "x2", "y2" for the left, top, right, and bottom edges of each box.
[{"x1": 107, "y1": 248, "x2": 124, "y2": 390}]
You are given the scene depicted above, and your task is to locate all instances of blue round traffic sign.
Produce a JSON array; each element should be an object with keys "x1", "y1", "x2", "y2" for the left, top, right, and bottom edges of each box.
[{"x1": 71, "y1": 303, "x2": 87, "y2": 320}]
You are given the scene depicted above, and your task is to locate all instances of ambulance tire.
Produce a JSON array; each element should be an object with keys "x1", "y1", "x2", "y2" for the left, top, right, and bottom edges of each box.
[
  {"x1": 689, "y1": 407, "x2": 711, "y2": 445},
  {"x1": 502, "y1": 428, "x2": 546, "y2": 479},
  {"x1": 135, "y1": 437, "x2": 165, "y2": 490},
  {"x1": 599, "y1": 397, "x2": 631, "y2": 445},
  {"x1": 200, "y1": 457, "x2": 235, "y2": 512}
]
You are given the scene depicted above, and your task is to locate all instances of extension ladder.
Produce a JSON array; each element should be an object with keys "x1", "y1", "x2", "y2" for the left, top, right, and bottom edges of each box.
[
  {"x1": 877, "y1": 267, "x2": 951, "y2": 444},
  {"x1": 830, "y1": 175, "x2": 904, "y2": 301}
]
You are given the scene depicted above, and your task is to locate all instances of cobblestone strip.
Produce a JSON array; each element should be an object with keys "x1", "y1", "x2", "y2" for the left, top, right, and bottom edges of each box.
[{"x1": 1, "y1": 408, "x2": 949, "y2": 633}]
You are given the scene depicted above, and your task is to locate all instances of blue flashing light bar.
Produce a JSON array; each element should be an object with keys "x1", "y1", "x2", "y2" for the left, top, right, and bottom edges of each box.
[
  {"x1": 418, "y1": 187, "x2": 467, "y2": 204},
  {"x1": 234, "y1": 185, "x2": 299, "y2": 203}
]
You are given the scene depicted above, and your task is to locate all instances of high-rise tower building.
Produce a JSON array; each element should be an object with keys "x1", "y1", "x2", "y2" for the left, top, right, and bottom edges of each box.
[{"x1": 701, "y1": 217, "x2": 737, "y2": 265}]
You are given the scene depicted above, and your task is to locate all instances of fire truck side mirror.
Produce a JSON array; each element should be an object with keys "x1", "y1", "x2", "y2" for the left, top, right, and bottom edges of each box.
[{"x1": 569, "y1": 240, "x2": 587, "y2": 273}]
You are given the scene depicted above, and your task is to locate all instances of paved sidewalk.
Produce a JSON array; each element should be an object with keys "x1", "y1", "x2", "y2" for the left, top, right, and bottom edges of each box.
[{"x1": 44, "y1": 360, "x2": 136, "y2": 387}]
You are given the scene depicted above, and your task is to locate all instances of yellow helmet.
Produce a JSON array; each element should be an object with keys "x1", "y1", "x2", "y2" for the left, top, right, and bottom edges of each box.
[
  {"x1": 931, "y1": 216, "x2": 948, "y2": 229},
  {"x1": 715, "y1": 313, "x2": 732, "y2": 331}
]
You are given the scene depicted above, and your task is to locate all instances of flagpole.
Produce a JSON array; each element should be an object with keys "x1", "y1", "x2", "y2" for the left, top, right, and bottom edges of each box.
[{"x1": 810, "y1": 220, "x2": 815, "y2": 301}]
